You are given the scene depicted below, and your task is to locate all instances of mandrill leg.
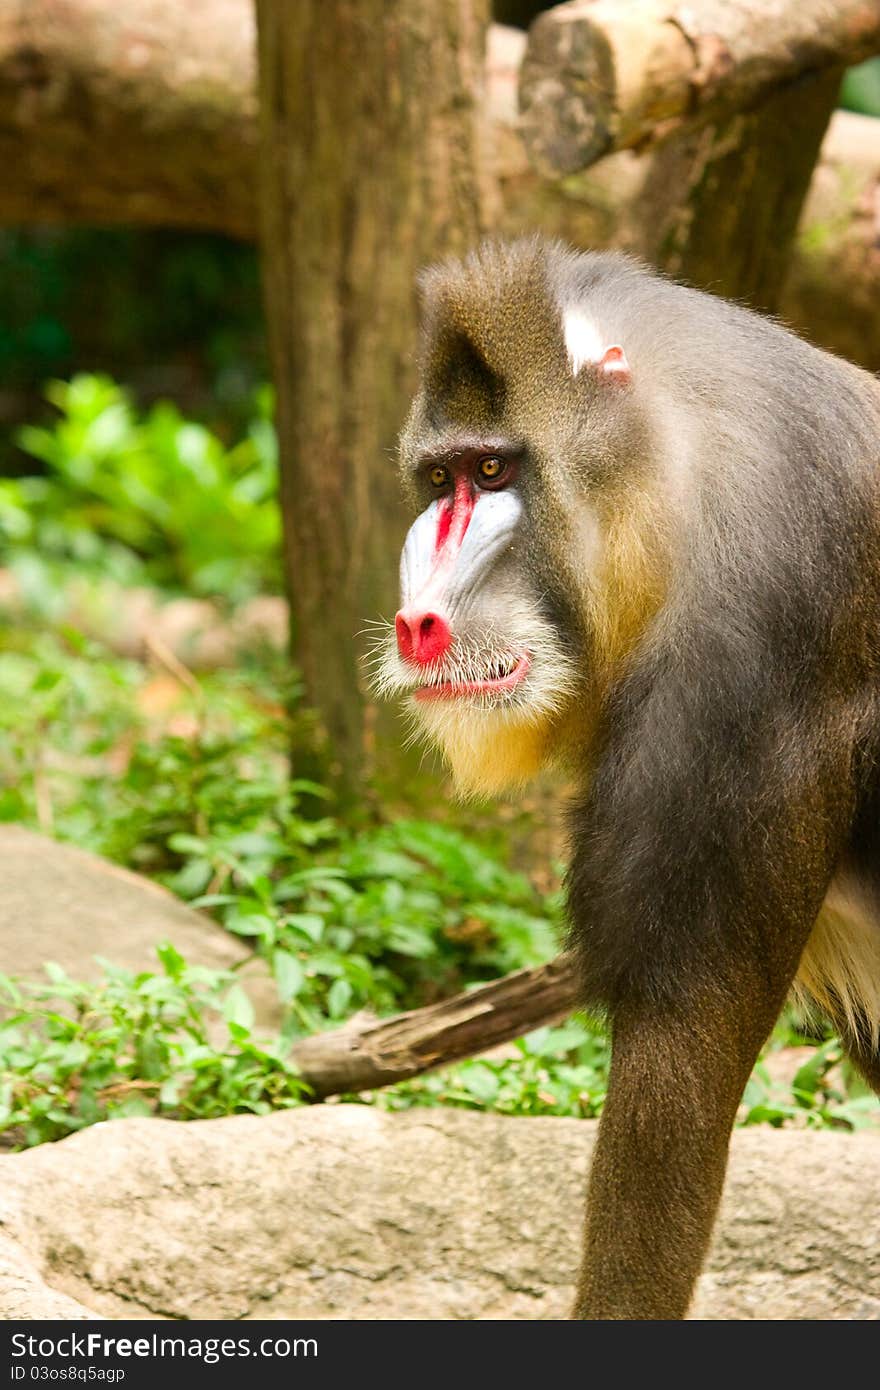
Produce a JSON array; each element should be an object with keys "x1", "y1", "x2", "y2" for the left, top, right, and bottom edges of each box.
[{"x1": 573, "y1": 966, "x2": 800, "y2": 1320}]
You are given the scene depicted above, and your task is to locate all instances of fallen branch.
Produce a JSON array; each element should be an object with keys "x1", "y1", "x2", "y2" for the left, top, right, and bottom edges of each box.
[
  {"x1": 290, "y1": 952, "x2": 581, "y2": 1099},
  {"x1": 518, "y1": 0, "x2": 880, "y2": 176}
]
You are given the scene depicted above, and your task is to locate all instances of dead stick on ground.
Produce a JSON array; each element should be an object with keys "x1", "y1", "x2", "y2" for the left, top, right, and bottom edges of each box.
[
  {"x1": 143, "y1": 630, "x2": 201, "y2": 696},
  {"x1": 289, "y1": 952, "x2": 581, "y2": 1099}
]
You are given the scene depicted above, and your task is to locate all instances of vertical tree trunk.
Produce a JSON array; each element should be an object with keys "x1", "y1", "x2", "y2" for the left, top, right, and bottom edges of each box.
[
  {"x1": 630, "y1": 69, "x2": 842, "y2": 312},
  {"x1": 256, "y1": 1, "x2": 494, "y2": 795}
]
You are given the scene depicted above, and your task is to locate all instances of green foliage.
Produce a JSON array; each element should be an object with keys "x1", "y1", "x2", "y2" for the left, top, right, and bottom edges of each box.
[
  {"x1": 0, "y1": 623, "x2": 147, "y2": 837},
  {"x1": 840, "y1": 58, "x2": 880, "y2": 118},
  {"x1": 376, "y1": 1020, "x2": 609, "y2": 1118},
  {"x1": 4, "y1": 374, "x2": 280, "y2": 602},
  {"x1": 2, "y1": 611, "x2": 877, "y2": 1147},
  {"x1": 742, "y1": 1033, "x2": 880, "y2": 1131},
  {"x1": 0, "y1": 944, "x2": 308, "y2": 1148},
  {"x1": 0, "y1": 621, "x2": 562, "y2": 1042},
  {"x1": 0, "y1": 228, "x2": 264, "y2": 405},
  {"x1": 174, "y1": 815, "x2": 563, "y2": 1034}
]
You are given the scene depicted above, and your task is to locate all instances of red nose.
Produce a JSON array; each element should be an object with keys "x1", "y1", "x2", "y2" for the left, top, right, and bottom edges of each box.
[{"x1": 395, "y1": 609, "x2": 452, "y2": 666}]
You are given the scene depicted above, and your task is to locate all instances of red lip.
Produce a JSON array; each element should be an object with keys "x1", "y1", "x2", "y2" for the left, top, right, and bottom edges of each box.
[{"x1": 414, "y1": 653, "x2": 531, "y2": 701}]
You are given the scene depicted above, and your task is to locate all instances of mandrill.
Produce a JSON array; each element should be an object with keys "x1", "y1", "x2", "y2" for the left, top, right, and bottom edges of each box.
[{"x1": 376, "y1": 238, "x2": 880, "y2": 1319}]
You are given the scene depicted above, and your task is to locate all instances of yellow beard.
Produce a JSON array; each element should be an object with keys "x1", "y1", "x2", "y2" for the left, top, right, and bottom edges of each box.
[
  {"x1": 445, "y1": 715, "x2": 556, "y2": 797},
  {"x1": 413, "y1": 696, "x2": 589, "y2": 798}
]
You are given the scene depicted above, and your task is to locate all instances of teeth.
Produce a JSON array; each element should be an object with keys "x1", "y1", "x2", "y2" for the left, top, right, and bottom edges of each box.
[{"x1": 414, "y1": 652, "x2": 521, "y2": 690}]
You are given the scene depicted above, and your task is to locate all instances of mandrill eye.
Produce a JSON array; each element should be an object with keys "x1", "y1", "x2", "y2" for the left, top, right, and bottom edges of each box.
[
  {"x1": 476, "y1": 455, "x2": 507, "y2": 485},
  {"x1": 429, "y1": 465, "x2": 451, "y2": 488}
]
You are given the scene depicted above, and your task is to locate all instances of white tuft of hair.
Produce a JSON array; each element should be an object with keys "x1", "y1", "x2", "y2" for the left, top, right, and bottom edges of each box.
[{"x1": 562, "y1": 308, "x2": 604, "y2": 377}]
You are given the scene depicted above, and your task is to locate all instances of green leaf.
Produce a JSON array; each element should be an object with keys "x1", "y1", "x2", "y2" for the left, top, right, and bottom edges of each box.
[
  {"x1": 167, "y1": 833, "x2": 208, "y2": 855},
  {"x1": 327, "y1": 979, "x2": 353, "y2": 1020},
  {"x1": 225, "y1": 909, "x2": 276, "y2": 941},
  {"x1": 156, "y1": 942, "x2": 186, "y2": 980},
  {"x1": 290, "y1": 780, "x2": 333, "y2": 800},
  {"x1": 792, "y1": 1040, "x2": 838, "y2": 1100},
  {"x1": 32, "y1": 668, "x2": 64, "y2": 693},
  {"x1": 283, "y1": 913, "x2": 325, "y2": 943},
  {"x1": 166, "y1": 859, "x2": 213, "y2": 898},
  {"x1": 461, "y1": 1064, "x2": 500, "y2": 1104},
  {"x1": 226, "y1": 832, "x2": 286, "y2": 858},
  {"x1": 273, "y1": 950, "x2": 305, "y2": 1003},
  {"x1": 223, "y1": 985, "x2": 255, "y2": 1033}
]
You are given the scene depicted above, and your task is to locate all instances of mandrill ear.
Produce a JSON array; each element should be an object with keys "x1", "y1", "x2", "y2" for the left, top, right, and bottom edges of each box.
[
  {"x1": 562, "y1": 308, "x2": 631, "y2": 385},
  {"x1": 596, "y1": 344, "x2": 631, "y2": 382}
]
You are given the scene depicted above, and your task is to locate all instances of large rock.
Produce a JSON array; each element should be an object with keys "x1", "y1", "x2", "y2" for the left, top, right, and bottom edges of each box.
[
  {"x1": 0, "y1": 827, "x2": 279, "y2": 1028},
  {"x1": 0, "y1": 1107, "x2": 877, "y2": 1320}
]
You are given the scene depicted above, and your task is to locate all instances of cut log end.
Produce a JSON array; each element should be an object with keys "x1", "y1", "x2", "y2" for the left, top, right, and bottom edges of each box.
[
  {"x1": 518, "y1": 13, "x2": 617, "y2": 175},
  {"x1": 518, "y1": 0, "x2": 880, "y2": 177}
]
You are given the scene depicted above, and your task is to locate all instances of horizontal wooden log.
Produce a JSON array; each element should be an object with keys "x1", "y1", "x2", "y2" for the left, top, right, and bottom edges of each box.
[
  {"x1": 519, "y1": 0, "x2": 880, "y2": 176},
  {"x1": 0, "y1": 8, "x2": 877, "y2": 361},
  {"x1": 0, "y1": 0, "x2": 258, "y2": 237},
  {"x1": 290, "y1": 952, "x2": 581, "y2": 1098},
  {"x1": 492, "y1": 24, "x2": 880, "y2": 367}
]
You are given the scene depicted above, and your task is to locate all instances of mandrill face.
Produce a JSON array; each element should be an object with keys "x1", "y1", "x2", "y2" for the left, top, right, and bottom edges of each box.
[
  {"x1": 374, "y1": 440, "x2": 579, "y2": 797},
  {"x1": 373, "y1": 239, "x2": 673, "y2": 797}
]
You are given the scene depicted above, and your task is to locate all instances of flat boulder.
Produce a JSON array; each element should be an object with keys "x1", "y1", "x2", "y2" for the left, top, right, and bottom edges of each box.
[
  {"x1": 0, "y1": 1107, "x2": 877, "y2": 1320},
  {"x1": 0, "y1": 826, "x2": 279, "y2": 1028}
]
